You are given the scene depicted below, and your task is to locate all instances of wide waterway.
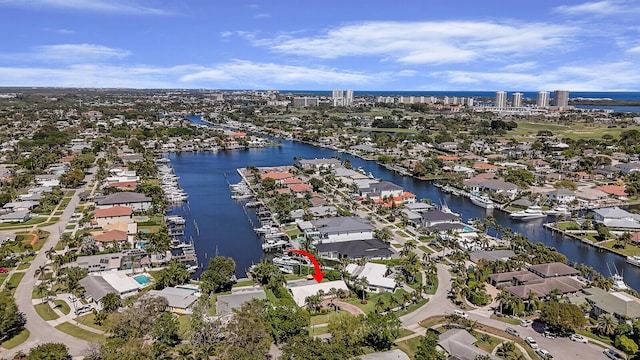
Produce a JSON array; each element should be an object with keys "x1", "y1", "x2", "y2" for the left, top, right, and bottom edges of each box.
[{"x1": 168, "y1": 116, "x2": 640, "y2": 291}]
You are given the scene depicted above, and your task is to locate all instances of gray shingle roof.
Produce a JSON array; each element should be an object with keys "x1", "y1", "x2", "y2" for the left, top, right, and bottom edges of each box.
[
  {"x1": 312, "y1": 217, "x2": 373, "y2": 235},
  {"x1": 95, "y1": 192, "x2": 151, "y2": 206}
]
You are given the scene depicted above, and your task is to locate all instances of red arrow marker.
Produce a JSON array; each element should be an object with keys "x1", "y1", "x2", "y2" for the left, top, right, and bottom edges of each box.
[{"x1": 286, "y1": 249, "x2": 325, "y2": 283}]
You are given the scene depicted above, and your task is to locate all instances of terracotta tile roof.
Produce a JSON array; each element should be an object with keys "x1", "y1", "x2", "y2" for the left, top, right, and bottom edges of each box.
[
  {"x1": 93, "y1": 230, "x2": 128, "y2": 242},
  {"x1": 261, "y1": 171, "x2": 292, "y2": 180},
  {"x1": 94, "y1": 206, "x2": 133, "y2": 218},
  {"x1": 437, "y1": 155, "x2": 460, "y2": 161},
  {"x1": 596, "y1": 185, "x2": 627, "y2": 197},
  {"x1": 283, "y1": 177, "x2": 303, "y2": 185},
  {"x1": 473, "y1": 163, "x2": 505, "y2": 170},
  {"x1": 288, "y1": 183, "x2": 313, "y2": 193},
  {"x1": 107, "y1": 181, "x2": 137, "y2": 190}
]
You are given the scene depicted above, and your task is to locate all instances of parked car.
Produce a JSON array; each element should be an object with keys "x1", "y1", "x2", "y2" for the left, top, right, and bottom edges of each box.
[
  {"x1": 535, "y1": 348, "x2": 553, "y2": 359},
  {"x1": 505, "y1": 327, "x2": 519, "y2": 337},
  {"x1": 0, "y1": 267, "x2": 8, "y2": 273},
  {"x1": 604, "y1": 349, "x2": 624, "y2": 359},
  {"x1": 520, "y1": 319, "x2": 533, "y2": 327},
  {"x1": 569, "y1": 334, "x2": 588, "y2": 343},
  {"x1": 525, "y1": 336, "x2": 539, "y2": 349},
  {"x1": 542, "y1": 331, "x2": 556, "y2": 339},
  {"x1": 453, "y1": 310, "x2": 468, "y2": 318}
]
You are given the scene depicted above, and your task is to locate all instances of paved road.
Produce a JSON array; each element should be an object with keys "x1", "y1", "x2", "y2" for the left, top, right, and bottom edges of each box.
[{"x1": 2, "y1": 168, "x2": 98, "y2": 358}]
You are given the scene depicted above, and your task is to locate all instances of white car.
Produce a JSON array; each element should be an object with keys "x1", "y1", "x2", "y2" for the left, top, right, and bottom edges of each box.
[
  {"x1": 535, "y1": 348, "x2": 553, "y2": 359},
  {"x1": 569, "y1": 334, "x2": 588, "y2": 343},
  {"x1": 525, "y1": 336, "x2": 539, "y2": 349},
  {"x1": 520, "y1": 319, "x2": 533, "y2": 327}
]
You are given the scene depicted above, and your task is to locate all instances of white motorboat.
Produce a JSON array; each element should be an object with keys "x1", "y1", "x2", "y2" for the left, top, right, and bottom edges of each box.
[
  {"x1": 509, "y1": 205, "x2": 546, "y2": 220},
  {"x1": 611, "y1": 272, "x2": 629, "y2": 291},
  {"x1": 440, "y1": 200, "x2": 460, "y2": 217},
  {"x1": 626, "y1": 255, "x2": 640, "y2": 267},
  {"x1": 470, "y1": 194, "x2": 495, "y2": 209},
  {"x1": 545, "y1": 205, "x2": 571, "y2": 217}
]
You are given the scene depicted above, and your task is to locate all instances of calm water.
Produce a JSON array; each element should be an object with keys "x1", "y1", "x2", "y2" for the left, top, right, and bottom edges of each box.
[{"x1": 170, "y1": 117, "x2": 640, "y2": 290}]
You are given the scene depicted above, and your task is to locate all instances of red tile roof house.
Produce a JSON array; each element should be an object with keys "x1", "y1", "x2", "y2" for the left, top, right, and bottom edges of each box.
[
  {"x1": 93, "y1": 230, "x2": 129, "y2": 248},
  {"x1": 261, "y1": 171, "x2": 293, "y2": 185},
  {"x1": 93, "y1": 206, "x2": 133, "y2": 227},
  {"x1": 596, "y1": 185, "x2": 628, "y2": 199},
  {"x1": 288, "y1": 183, "x2": 313, "y2": 196}
]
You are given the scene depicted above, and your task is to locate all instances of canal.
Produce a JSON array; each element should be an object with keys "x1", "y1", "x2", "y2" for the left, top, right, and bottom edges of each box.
[{"x1": 167, "y1": 117, "x2": 640, "y2": 291}]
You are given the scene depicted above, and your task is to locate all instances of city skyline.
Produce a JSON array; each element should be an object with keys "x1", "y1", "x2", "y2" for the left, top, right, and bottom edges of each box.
[{"x1": 0, "y1": 0, "x2": 639, "y2": 90}]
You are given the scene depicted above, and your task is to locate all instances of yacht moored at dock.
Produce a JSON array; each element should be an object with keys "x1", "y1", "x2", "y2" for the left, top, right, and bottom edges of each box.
[
  {"x1": 470, "y1": 193, "x2": 495, "y2": 209},
  {"x1": 509, "y1": 205, "x2": 546, "y2": 220}
]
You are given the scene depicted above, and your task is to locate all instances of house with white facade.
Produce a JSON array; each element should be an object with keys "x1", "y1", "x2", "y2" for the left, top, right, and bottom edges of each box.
[{"x1": 95, "y1": 192, "x2": 152, "y2": 211}]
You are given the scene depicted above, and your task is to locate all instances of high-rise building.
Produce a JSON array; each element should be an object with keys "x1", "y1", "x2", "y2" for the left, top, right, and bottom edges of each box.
[
  {"x1": 495, "y1": 91, "x2": 507, "y2": 108},
  {"x1": 345, "y1": 89, "x2": 354, "y2": 106},
  {"x1": 512, "y1": 92, "x2": 523, "y2": 108},
  {"x1": 553, "y1": 90, "x2": 570, "y2": 107},
  {"x1": 332, "y1": 89, "x2": 343, "y2": 106},
  {"x1": 292, "y1": 97, "x2": 319, "y2": 108},
  {"x1": 537, "y1": 91, "x2": 549, "y2": 108}
]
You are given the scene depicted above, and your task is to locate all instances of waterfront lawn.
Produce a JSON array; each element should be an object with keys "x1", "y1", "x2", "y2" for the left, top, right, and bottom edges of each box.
[
  {"x1": 34, "y1": 303, "x2": 59, "y2": 321},
  {"x1": 1, "y1": 329, "x2": 30, "y2": 349},
  {"x1": 283, "y1": 224, "x2": 302, "y2": 239},
  {"x1": 601, "y1": 241, "x2": 640, "y2": 257},
  {"x1": 556, "y1": 221, "x2": 581, "y2": 231},
  {"x1": 55, "y1": 322, "x2": 106, "y2": 342},
  {"x1": 233, "y1": 279, "x2": 256, "y2": 288}
]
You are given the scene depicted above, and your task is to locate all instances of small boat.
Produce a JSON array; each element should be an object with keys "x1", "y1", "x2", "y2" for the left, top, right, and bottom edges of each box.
[
  {"x1": 545, "y1": 205, "x2": 571, "y2": 217},
  {"x1": 611, "y1": 272, "x2": 629, "y2": 291},
  {"x1": 510, "y1": 205, "x2": 546, "y2": 220},
  {"x1": 440, "y1": 200, "x2": 460, "y2": 217},
  {"x1": 626, "y1": 255, "x2": 640, "y2": 267}
]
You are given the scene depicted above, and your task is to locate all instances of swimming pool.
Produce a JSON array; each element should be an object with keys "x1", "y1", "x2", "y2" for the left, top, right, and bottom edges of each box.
[{"x1": 133, "y1": 275, "x2": 150, "y2": 285}]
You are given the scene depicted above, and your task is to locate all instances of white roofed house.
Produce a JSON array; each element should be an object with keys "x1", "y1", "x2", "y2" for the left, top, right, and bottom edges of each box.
[
  {"x1": 345, "y1": 262, "x2": 396, "y2": 293},
  {"x1": 593, "y1": 207, "x2": 640, "y2": 229},
  {"x1": 547, "y1": 188, "x2": 576, "y2": 204},
  {"x1": 298, "y1": 158, "x2": 342, "y2": 172}
]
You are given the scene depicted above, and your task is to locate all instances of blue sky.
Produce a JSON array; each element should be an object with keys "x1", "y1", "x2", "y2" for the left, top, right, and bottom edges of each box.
[{"x1": 0, "y1": 0, "x2": 639, "y2": 91}]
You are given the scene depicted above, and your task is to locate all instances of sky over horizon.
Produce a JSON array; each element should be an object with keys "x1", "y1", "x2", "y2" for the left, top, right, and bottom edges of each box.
[{"x1": 1, "y1": 0, "x2": 639, "y2": 91}]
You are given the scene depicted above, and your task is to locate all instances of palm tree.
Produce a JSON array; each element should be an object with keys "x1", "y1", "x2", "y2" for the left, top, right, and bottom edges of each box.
[
  {"x1": 496, "y1": 341, "x2": 516, "y2": 358},
  {"x1": 496, "y1": 290, "x2": 511, "y2": 315},
  {"x1": 596, "y1": 313, "x2": 618, "y2": 336},
  {"x1": 44, "y1": 248, "x2": 55, "y2": 261},
  {"x1": 388, "y1": 295, "x2": 401, "y2": 311},
  {"x1": 401, "y1": 239, "x2": 417, "y2": 256},
  {"x1": 175, "y1": 346, "x2": 195, "y2": 360},
  {"x1": 357, "y1": 277, "x2": 369, "y2": 302},
  {"x1": 305, "y1": 294, "x2": 322, "y2": 313},
  {"x1": 375, "y1": 297, "x2": 386, "y2": 313},
  {"x1": 35, "y1": 281, "x2": 49, "y2": 302},
  {"x1": 402, "y1": 292, "x2": 412, "y2": 309},
  {"x1": 34, "y1": 265, "x2": 47, "y2": 280}
]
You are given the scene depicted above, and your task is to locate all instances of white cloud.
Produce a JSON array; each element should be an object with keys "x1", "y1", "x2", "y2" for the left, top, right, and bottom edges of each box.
[
  {"x1": 554, "y1": 1, "x2": 627, "y2": 15},
  {"x1": 0, "y1": 0, "x2": 171, "y2": 15},
  {"x1": 180, "y1": 60, "x2": 376, "y2": 87},
  {"x1": 254, "y1": 13, "x2": 270, "y2": 19},
  {"x1": 627, "y1": 45, "x2": 640, "y2": 53},
  {"x1": 254, "y1": 21, "x2": 575, "y2": 64},
  {"x1": 32, "y1": 44, "x2": 131, "y2": 63},
  {"x1": 502, "y1": 62, "x2": 538, "y2": 71}
]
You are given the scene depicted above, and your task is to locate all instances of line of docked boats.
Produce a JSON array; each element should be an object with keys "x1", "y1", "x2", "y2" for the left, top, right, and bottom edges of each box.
[
  {"x1": 627, "y1": 255, "x2": 640, "y2": 268},
  {"x1": 156, "y1": 158, "x2": 188, "y2": 203},
  {"x1": 229, "y1": 181, "x2": 254, "y2": 200},
  {"x1": 509, "y1": 205, "x2": 571, "y2": 221}
]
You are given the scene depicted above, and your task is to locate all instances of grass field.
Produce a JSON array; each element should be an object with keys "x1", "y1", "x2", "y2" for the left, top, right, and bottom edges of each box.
[
  {"x1": 600, "y1": 241, "x2": 640, "y2": 256},
  {"x1": 53, "y1": 300, "x2": 71, "y2": 315},
  {"x1": 16, "y1": 263, "x2": 30, "y2": 270},
  {"x1": 76, "y1": 313, "x2": 106, "y2": 331},
  {"x1": 34, "y1": 303, "x2": 59, "y2": 321},
  {"x1": 1, "y1": 329, "x2": 30, "y2": 349},
  {"x1": 507, "y1": 121, "x2": 633, "y2": 140},
  {"x1": 55, "y1": 322, "x2": 106, "y2": 342},
  {"x1": 357, "y1": 127, "x2": 419, "y2": 134},
  {"x1": 6, "y1": 272, "x2": 25, "y2": 291},
  {"x1": 394, "y1": 335, "x2": 422, "y2": 358},
  {"x1": 310, "y1": 311, "x2": 345, "y2": 326}
]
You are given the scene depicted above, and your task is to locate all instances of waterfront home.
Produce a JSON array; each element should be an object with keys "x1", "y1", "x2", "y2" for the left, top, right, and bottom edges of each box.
[
  {"x1": 92, "y1": 230, "x2": 129, "y2": 248},
  {"x1": 593, "y1": 207, "x2": 640, "y2": 229},
  {"x1": 310, "y1": 217, "x2": 374, "y2": 243},
  {"x1": 260, "y1": 170, "x2": 293, "y2": 185},
  {"x1": 547, "y1": 188, "x2": 576, "y2": 204},
  {"x1": 420, "y1": 210, "x2": 460, "y2": 229},
  {"x1": 308, "y1": 205, "x2": 338, "y2": 219},
  {"x1": 528, "y1": 262, "x2": 581, "y2": 278},
  {"x1": 93, "y1": 206, "x2": 133, "y2": 227},
  {"x1": 469, "y1": 250, "x2": 516, "y2": 263},
  {"x1": 465, "y1": 178, "x2": 519, "y2": 199},
  {"x1": 76, "y1": 249, "x2": 148, "y2": 273},
  {"x1": 80, "y1": 272, "x2": 141, "y2": 300},
  {"x1": 95, "y1": 192, "x2": 152, "y2": 211},
  {"x1": 595, "y1": 185, "x2": 628, "y2": 199},
  {"x1": 345, "y1": 262, "x2": 396, "y2": 293},
  {"x1": 107, "y1": 180, "x2": 138, "y2": 191},
  {"x1": 568, "y1": 287, "x2": 640, "y2": 323},
  {"x1": 298, "y1": 158, "x2": 342, "y2": 171},
  {"x1": 488, "y1": 263, "x2": 583, "y2": 300},
  {"x1": 316, "y1": 239, "x2": 393, "y2": 260}
]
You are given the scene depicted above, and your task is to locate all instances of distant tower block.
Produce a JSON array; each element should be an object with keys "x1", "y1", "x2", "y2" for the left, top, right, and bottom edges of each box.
[
  {"x1": 512, "y1": 92, "x2": 523, "y2": 108},
  {"x1": 553, "y1": 90, "x2": 570, "y2": 107},
  {"x1": 537, "y1": 91, "x2": 550, "y2": 108},
  {"x1": 345, "y1": 89, "x2": 354, "y2": 106},
  {"x1": 495, "y1": 91, "x2": 507, "y2": 109},
  {"x1": 332, "y1": 89, "x2": 344, "y2": 106}
]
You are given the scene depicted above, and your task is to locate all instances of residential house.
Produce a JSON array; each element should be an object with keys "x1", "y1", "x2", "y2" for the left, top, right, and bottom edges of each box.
[
  {"x1": 568, "y1": 287, "x2": 640, "y2": 323},
  {"x1": 216, "y1": 287, "x2": 267, "y2": 316},
  {"x1": 148, "y1": 286, "x2": 201, "y2": 315},
  {"x1": 260, "y1": 171, "x2": 293, "y2": 185},
  {"x1": 615, "y1": 162, "x2": 640, "y2": 173},
  {"x1": 437, "y1": 329, "x2": 498, "y2": 360},
  {"x1": 315, "y1": 239, "x2": 393, "y2": 260},
  {"x1": 95, "y1": 192, "x2": 152, "y2": 211},
  {"x1": 287, "y1": 280, "x2": 349, "y2": 307},
  {"x1": 298, "y1": 158, "x2": 342, "y2": 171},
  {"x1": 547, "y1": 188, "x2": 576, "y2": 203},
  {"x1": 93, "y1": 206, "x2": 133, "y2": 227},
  {"x1": 0, "y1": 210, "x2": 31, "y2": 223},
  {"x1": 311, "y1": 217, "x2": 374, "y2": 243},
  {"x1": 421, "y1": 210, "x2": 460, "y2": 229},
  {"x1": 593, "y1": 207, "x2": 640, "y2": 229},
  {"x1": 345, "y1": 262, "x2": 396, "y2": 293},
  {"x1": 308, "y1": 205, "x2": 338, "y2": 219}
]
